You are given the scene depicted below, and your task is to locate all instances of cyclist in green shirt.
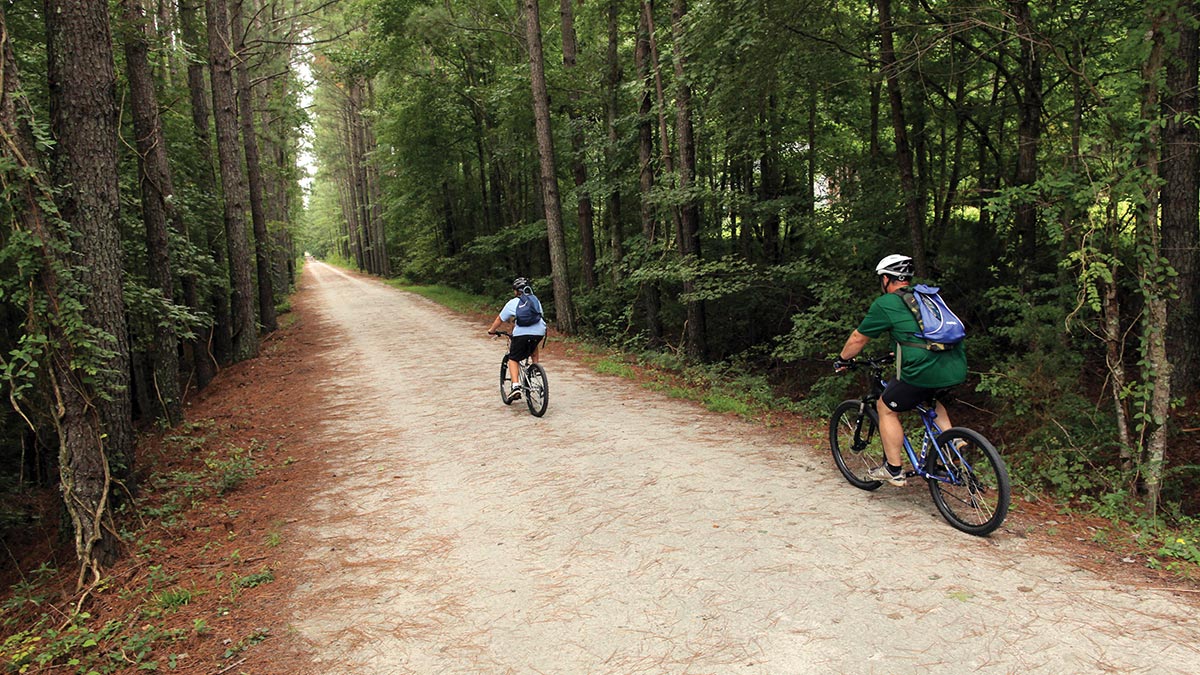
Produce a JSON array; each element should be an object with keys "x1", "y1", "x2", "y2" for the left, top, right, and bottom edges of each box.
[{"x1": 834, "y1": 254, "x2": 968, "y2": 486}]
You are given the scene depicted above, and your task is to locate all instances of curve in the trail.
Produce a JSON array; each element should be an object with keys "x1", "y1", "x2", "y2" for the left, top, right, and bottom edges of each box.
[{"x1": 288, "y1": 261, "x2": 1199, "y2": 674}]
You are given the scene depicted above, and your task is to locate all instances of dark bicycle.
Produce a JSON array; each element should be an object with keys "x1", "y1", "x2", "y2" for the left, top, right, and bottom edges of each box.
[
  {"x1": 830, "y1": 354, "x2": 1010, "y2": 536},
  {"x1": 489, "y1": 330, "x2": 549, "y2": 417}
]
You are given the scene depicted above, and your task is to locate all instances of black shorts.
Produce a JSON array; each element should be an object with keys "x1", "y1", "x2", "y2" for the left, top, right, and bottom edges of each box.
[
  {"x1": 881, "y1": 379, "x2": 952, "y2": 412},
  {"x1": 507, "y1": 334, "x2": 544, "y2": 362}
]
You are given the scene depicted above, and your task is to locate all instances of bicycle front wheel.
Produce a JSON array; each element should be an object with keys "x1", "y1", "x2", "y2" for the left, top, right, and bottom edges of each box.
[
  {"x1": 829, "y1": 400, "x2": 884, "y2": 491},
  {"x1": 927, "y1": 427, "x2": 1010, "y2": 536},
  {"x1": 499, "y1": 356, "x2": 514, "y2": 405},
  {"x1": 524, "y1": 364, "x2": 548, "y2": 417}
]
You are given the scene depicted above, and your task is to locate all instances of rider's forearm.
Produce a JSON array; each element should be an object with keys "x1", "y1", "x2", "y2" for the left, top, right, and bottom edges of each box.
[{"x1": 839, "y1": 330, "x2": 870, "y2": 360}]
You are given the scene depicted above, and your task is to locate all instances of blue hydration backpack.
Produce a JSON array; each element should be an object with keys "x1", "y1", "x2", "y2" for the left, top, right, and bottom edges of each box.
[
  {"x1": 898, "y1": 284, "x2": 965, "y2": 351},
  {"x1": 514, "y1": 293, "x2": 543, "y2": 327}
]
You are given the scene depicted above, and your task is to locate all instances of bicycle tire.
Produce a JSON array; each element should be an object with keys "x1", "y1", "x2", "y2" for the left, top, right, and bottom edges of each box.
[
  {"x1": 926, "y1": 427, "x2": 1010, "y2": 536},
  {"x1": 829, "y1": 400, "x2": 884, "y2": 491},
  {"x1": 524, "y1": 363, "x2": 549, "y2": 417},
  {"x1": 499, "y1": 356, "x2": 514, "y2": 405}
]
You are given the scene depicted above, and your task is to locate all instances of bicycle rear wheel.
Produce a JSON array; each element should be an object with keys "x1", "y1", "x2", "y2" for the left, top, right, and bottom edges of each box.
[
  {"x1": 829, "y1": 400, "x2": 884, "y2": 491},
  {"x1": 499, "y1": 356, "x2": 514, "y2": 405},
  {"x1": 927, "y1": 427, "x2": 1010, "y2": 536},
  {"x1": 524, "y1": 363, "x2": 548, "y2": 417}
]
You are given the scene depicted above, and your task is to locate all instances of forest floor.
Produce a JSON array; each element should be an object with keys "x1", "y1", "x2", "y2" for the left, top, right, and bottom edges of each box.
[{"x1": 5, "y1": 261, "x2": 1200, "y2": 674}]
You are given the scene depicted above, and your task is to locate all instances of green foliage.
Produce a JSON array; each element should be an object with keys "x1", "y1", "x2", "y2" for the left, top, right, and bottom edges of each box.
[
  {"x1": 230, "y1": 568, "x2": 275, "y2": 594},
  {"x1": 592, "y1": 357, "x2": 636, "y2": 379},
  {"x1": 221, "y1": 627, "x2": 270, "y2": 659},
  {"x1": 385, "y1": 282, "x2": 494, "y2": 316},
  {"x1": 204, "y1": 445, "x2": 258, "y2": 495},
  {"x1": 0, "y1": 613, "x2": 185, "y2": 674}
]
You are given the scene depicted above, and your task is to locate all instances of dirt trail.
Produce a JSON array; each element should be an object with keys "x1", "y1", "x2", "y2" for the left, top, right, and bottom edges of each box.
[{"x1": 287, "y1": 261, "x2": 1198, "y2": 674}]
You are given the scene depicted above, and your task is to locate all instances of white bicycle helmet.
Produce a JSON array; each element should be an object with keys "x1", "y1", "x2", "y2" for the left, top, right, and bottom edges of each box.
[{"x1": 875, "y1": 254, "x2": 914, "y2": 280}]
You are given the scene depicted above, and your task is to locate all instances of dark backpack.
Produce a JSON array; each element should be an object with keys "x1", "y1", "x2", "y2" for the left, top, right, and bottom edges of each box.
[
  {"x1": 514, "y1": 293, "x2": 543, "y2": 327},
  {"x1": 897, "y1": 284, "x2": 965, "y2": 351}
]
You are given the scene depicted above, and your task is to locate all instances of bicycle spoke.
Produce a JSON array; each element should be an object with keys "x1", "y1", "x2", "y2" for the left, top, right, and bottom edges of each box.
[
  {"x1": 830, "y1": 401, "x2": 884, "y2": 491},
  {"x1": 927, "y1": 429, "x2": 1010, "y2": 536}
]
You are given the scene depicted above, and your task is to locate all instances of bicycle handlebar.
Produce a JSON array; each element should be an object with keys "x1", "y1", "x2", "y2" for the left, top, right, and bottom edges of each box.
[
  {"x1": 489, "y1": 330, "x2": 512, "y2": 337},
  {"x1": 838, "y1": 354, "x2": 895, "y2": 371}
]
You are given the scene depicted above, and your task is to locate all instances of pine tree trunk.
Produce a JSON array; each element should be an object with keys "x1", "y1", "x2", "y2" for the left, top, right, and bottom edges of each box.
[
  {"x1": 1011, "y1": 0, "x2": 1043, "y2": 271},
  {"x1": 365, "y1": 112, "x2": 389, "y2": 275},
  {"x1": 524, "y1": 0, "x2": 577, "y2": 333},
  {"x1": 560, "y1": 0, "x2": 597, "y2": 290},
  {"x1": 635, "y1": 3, "x2": 662, "y2": 344},
  {"x1": 1162, "y1": 0, "x2": 1199, "y2": 397},
  {"x1": 179, "y1": 0, "x2": 230, "y2": 378},
  {"x1": 1136, "y1": 14, "x2": 1171, "y2": 517},
  {"x1": 206, "y1": 0, "x2": 259, "y2": 362},
  {"x1": 641, "y1": 0, "x2": 682, "y2": 240},
  {"x1": 604, "y1": 0, "x2": 624, "y2": 281},
  {"x1": 122, "y1": 0, "x2": 183, "y2": 424},
  {"x1": 671, "y1": 0, "x2": 706, "y2": 360},
  {"x1": 232, "y1": 0, "x2": 277, "y2": 332},
  {"x1": 877, "y1": 0, "x2": 927, "y2": 275},
  {"x1": 44, "y1": 0, "x2": 132, "y2": 574}
]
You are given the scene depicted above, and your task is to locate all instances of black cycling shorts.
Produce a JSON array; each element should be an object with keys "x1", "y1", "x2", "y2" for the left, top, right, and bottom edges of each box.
[
  {"x1": 507, "y1": 334, "x2": 545, "y2": 362},
  {"x1": 881, "y1": 379, "x2": 952, "y2": 412}
]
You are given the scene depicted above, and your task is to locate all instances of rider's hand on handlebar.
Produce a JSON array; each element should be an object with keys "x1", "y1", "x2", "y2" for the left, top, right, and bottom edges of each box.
[{"x1": 833, "y1": 357, "x2": 854, "y2": 372}]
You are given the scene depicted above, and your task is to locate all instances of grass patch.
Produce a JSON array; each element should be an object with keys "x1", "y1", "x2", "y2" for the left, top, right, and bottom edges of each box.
[
  {"x1": 385, "y1": 281, "x2": 495, "y2": 315},
  {"x1": 593, "y1": 356, "x2": 636, "y2": 379},
  {"x1": 703, "y1": 392, "x2": 753, "y2": 416}
]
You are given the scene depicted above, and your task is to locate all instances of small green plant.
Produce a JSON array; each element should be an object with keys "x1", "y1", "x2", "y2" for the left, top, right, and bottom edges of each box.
[
  {"x1": 593, "y1": 356, "x2": 636, "y2": 379},
  {"x1": 232, "y1": 568, "x2": 275, "y2": 592},
  {"x1": 2, "y1": 563, "x2": 57, "y2": 616},
  {"x1": 205, "y1": 445, "x2": 258, "y2": 494},
  {"x1": 151, "y1": 585, "x2": 200, "y2": 614},
  {"x1": 222, "y1": 627, "x2": 270, "y2": 659},
  {"x1": 703, "y1": 392, "x2": 752, "y2": 416}
]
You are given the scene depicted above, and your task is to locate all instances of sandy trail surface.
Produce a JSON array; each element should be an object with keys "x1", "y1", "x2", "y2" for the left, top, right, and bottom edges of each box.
[{"x1": 287, "y1": 261, "x2": 1198, "y2": 674}]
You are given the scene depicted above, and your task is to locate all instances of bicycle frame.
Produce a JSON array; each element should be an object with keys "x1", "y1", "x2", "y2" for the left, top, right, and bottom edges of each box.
[
  {"x1": 859, "y1": 369, "x2": 967, "y2": 486},
  {"x1": 834, "y1": 354, "x2": 1011, "y2": 535}
]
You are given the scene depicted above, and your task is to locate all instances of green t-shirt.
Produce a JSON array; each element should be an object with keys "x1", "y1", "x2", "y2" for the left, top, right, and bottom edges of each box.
[{"x1": 856, "y1": 289, "x2": 967, "y2": 389}]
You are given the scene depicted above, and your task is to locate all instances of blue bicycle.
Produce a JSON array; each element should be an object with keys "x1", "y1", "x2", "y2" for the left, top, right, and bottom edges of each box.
[{"x1": 830, "y1": 355, "x2": 1010, "y2": 536}]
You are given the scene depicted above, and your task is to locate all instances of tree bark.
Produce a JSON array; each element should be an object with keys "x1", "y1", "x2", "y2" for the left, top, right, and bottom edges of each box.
[
  {"x1": 232, "y1": 0, "x2": 277, "y2": 332},
  {"x1": 560, "y1": 0, "x2": 597, "y2": 290},
  {"x1": 877, "y1": 0, "x2": 927, "y2": 275},
  {"x1": 44, "y1": 0, "x2": 132, "y2": 574},
  {"x1": 1136, "y1": 14, "x2": 1171, "y2": 517},
  {"x1": 604, "y1": 0, "x2": 624, "y2": 281},
  {"x1": 671, "y1": 0, "x2": 706, "y2": 360},
  {"x1": 641, "y1": 0, "x2": 682, "y2": 240},
  {"x1": 179, "y1": 0, "x2": 230, "y2": 377},
  {"x1": 524, "y1": 0, "x2": 577, "y2": 333},
  {"x1": 1010, "y1": 0, "x2": 1043, "y2": 273},
  {"x1": 1161, "y1": 0, "x2": 1199, "y2": 397},
  {"x1": 635, "y1": 4, "x2": 662, "y2": 344},
  {"x1": 206, "y1": 0, "x2": 259, "y2": 362},
  {"x1": 121, "y1": 0, "x2": 183, "y2": 425}
]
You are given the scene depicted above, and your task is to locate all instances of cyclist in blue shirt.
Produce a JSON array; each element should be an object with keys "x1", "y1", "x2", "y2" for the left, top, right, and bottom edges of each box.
[{"x1": 488, "y1": 277, "x2": 547, "y2": 401}]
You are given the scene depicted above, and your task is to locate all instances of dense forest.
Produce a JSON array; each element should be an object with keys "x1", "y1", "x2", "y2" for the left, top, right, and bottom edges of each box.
[
  {"x1": 1, "y1": 0, "x2": 1199, "y2": 585},
  {"x1": 303, "y1": 0, "x2": 1199, "y2": 529}
]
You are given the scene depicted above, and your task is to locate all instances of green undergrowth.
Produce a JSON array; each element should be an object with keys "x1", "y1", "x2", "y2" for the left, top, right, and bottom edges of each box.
[
  {"x1": 386, "y1": 280, "x2": 495, "y2": 316},
  {"x1": 1, "y1": 419, "x2": 278, "y2": 673}
]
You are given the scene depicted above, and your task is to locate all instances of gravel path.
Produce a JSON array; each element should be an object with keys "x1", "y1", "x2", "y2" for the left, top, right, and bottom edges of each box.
[{"x1": 288, "y1": 261, "x2": 1199, "y2": 674}]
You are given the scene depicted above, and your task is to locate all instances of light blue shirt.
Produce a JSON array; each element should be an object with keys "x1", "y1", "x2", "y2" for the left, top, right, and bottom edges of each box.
[{"x1": 500, "y1": 296, "x2": 547, "y2": 336}]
